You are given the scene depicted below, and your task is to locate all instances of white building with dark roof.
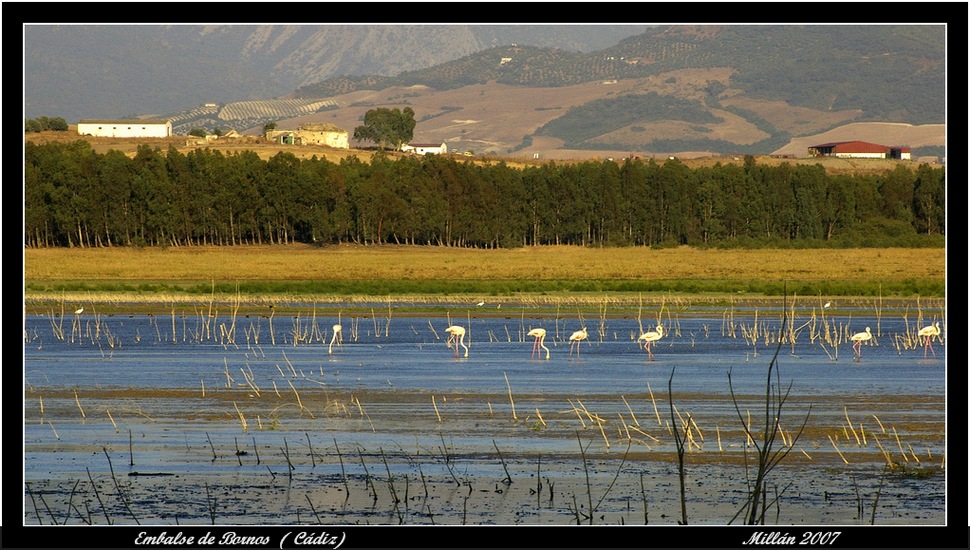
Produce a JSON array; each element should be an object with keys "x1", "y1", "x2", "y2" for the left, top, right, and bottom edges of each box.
[{"x1": 808, "y1": 141, "x2": 911, "y2": 160}]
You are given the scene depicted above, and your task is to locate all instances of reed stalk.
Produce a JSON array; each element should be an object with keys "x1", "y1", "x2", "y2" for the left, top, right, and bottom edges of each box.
[
  {"x1": 493, "y1": 440, "x2": 513, "y2": 485},
  {"x1": 334, "y1": 438, "x2": 350, "y2": 498},
  {"x1": 74, "y1": 390, "x2": 86, "y2": 419},
  {"x1": 103, "y1": 447, "x2": 139, "y2": 524},
  {"x1": 828, "y1": 435, "x2": 849, "y2": 464},
  {"x1": 504, "y1": 372, "x2": 518, "y2": 421},
  {"x1": 106, "y1": 410, "x2": 119, "y2": 433},
  {"x1": 892, "y1": 427, "x2": 909, "y2": 463},
  {"x1": 621, "y1": 395, "x2": 640, "y2": 427},
  {"x1": 86, "y1": 467, "x2": 112, "y2": 524},
  {"x1": 647, "y1": 383, "x2": 662, "y2": 426}
]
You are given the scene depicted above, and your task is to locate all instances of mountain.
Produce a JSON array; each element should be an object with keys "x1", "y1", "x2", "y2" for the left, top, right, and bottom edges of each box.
[
  {"x1": 23, "y1": 24, "x2": 647, "y2": 124},
  {"x1": 24, "y1": 24, "x2": 946, "y2": 160},
  {"x1": 268, "y1": 25, "x2": 946, "y2": 159}
]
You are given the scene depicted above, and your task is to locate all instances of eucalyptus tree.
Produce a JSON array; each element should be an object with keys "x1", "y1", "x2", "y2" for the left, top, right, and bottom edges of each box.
[
  {"x1": 694, "y1": 166, "x2": 725, "y2": 244},
  {"x1": 547, "y1": 163, "x2": 586, "y2": 245},
  {"x1": 819, "y1": 174, "x2": 858, "y2": 241},
  {"x1": 521, "y1": 163, "x2": 558, "y2": 246},
  {"x1": 297, "y1": 155, "x2": 345, "y2": 244},
  {"x1": 587, "y1": 160, "x2": 623, "y2": 246},
  {"x1": 49, "y1": 140, "x2": 102, "y2": 247},
  {"x1": 617, "y1": 158, "x2": 654, "y2": 246},
  {"x1": 713, "y1": 162, "x2": 747, "y2": 240},
  {"x1": 790, "y1": 164, "x2": 826, "y2": 240},
  {"x1": 24, "y1": 142, "x2": 58, "y2": 247},
  {"x1": 261, "y1": 152, "x2": 302, "y2": 244},
  {"x1": 338, "y1": 155, "x2": 370, "y2": 244},
  {"x1": 130, "y1": 145, "x2": 177, "y2": 246},
  {"x1": 483, "y1": 160, "x2": 529, "y2": 248},
  {"x1": 657, "y1": 157, "x2": 696, "y2": 245},
  {"x1": 94, "y1": 149, "x2": 134, "y2": 246},
  {"x1": 911, "y1": 164, "x2": 945, "y2": 235},
  {"x1": 878, "y1": 164, "x2": 916, "y2": 224}
]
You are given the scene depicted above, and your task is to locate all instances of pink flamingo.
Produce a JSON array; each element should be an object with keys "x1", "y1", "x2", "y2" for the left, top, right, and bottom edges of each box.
[
  {"x1": 850, "y1": 327, "x2": 872, "y2": 361},
  {"x1": 637, "y1": 325, "x2": 665, "y2": 361},
  {"x1": 445, "y1": 325, "x2": 469, "y2": 358},
  {"x1": 917, "y1": 322, "x2": 940, "y2": 358},
  {"x1": 568, "y1": 327, "x2": 588, "y2": 358},
  {"x1": 528, "y1": 328, "x2": 550, "y2": 360}
]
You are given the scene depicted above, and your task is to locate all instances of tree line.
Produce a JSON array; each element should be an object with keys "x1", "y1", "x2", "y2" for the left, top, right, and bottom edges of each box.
[{"x1": 24, "y1": 140, "x2": 945, "y2": 249}]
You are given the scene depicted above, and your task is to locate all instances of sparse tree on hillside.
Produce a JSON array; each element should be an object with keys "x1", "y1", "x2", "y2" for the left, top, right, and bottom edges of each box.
[{"x1": 353, "y1": 107, "x2": 416, "y2": 150}]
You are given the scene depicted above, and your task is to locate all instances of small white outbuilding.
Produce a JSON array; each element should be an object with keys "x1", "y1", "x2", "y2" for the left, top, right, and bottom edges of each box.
[{"x1": 401, "y1": 142, "x2": 448, "y2": 155}]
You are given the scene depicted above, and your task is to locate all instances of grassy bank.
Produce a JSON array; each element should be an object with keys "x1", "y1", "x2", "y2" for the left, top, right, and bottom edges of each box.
[{"x1": 24, "y1": 244, "x2": 946, "y2": 309}]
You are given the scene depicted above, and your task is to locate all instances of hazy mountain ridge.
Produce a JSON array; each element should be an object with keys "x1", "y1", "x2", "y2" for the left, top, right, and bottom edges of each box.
[
  {"x1": 24, "y1": 24, "x2": 646, "y2": 123},
  {"x1": 24, "y1": 24, "x2": 945, "y2": 159},
  {"x1": 296, "y1": 25, "x2": 944, "y2": 125}
]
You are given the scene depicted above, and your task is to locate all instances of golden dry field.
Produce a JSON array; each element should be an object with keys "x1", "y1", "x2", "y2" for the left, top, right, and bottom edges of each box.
[
  {"x1": 23, "y1": 244, "x2": 946, "y2": 308},
  {"x1": 22, "y1": 244, "x2": 944, "y2": 282}
]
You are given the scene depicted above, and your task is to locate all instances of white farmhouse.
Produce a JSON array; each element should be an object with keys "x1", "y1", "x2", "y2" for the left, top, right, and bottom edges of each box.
[
  {"x1": 77, "y1": 119, "x2": 173, "y2": 138},
  {"x1": 401, "y1": 142, "x2": 448, "y2": 156}
]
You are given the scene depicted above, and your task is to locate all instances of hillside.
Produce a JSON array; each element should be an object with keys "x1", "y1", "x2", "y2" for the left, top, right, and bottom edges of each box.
[
  {"x1": 259, "y1": 77, "x2": 945, "y2": 162},
  {"x1": 26, "y1": 24, "x2": 946, "y2": 161},
  {"x1": 256, "y1": 25, "x2": 945, "y2": 159}
]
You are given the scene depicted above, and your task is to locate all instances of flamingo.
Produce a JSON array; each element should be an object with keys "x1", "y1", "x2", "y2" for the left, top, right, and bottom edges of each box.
[
  {"x1": 850, "y1": 327, "x2": 872, "y2": 360},
  {"x1": 329, "y1": 324, "x2": 342, "y2": 355},
  {"x1": 445, "y1": 325, "x2": 469, "y2": 358},
  {"x1": 528, "y1": 328, "x2": 550, "y2": 360},
  {"x1": 637, "y1": 325, "x2": 664, "y2": 361},
  {"x1": 568, "y1": 327, "x2": 588, "y2": 358},
  {"x1": 917, "y1": 322, "x2": 941, "y2": 358}
]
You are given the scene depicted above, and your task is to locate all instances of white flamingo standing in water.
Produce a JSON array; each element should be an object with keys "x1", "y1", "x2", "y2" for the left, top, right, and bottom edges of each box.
[
  {"x1": 568, "y1": 327, "x2": 588, "y2": 358},
  {"x1": 917, "y1": 322, "x2": 941, "y2": 358},
  {"x1": 637, "y1": 325, "x2": 664, "y2": 361},
  {"x1": 446, "y1": 325, "x2": 469, "y2": 358},
  {"x1": 528, "y1": 328, "x2": 550, "y2": 360},
  {"x1": 850, "y1": 327, "x2": 872, "y2": 361},
  {"x1": 329, "y1": 324, "x2": 342, "y2": 355}
]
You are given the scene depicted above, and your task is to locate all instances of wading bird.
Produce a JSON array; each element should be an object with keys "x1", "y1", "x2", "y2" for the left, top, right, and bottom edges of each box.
[
  {"x1": 74, "y1": 307, "x2": 84, "y2": 315},
  {"x1": 917, "y1": 322, "x2": 941, "y2": 358},
  {"x1": 528, "y1": 328, "x2": 550, "y2": 360},
  {"x1": 637, "y1": 325, "x2": 665, "y2": 361},
  {"x1": 329, "y1": 324, "x2": 342, "y2": 355},
  {"x1": 850, "y1": 327, "x2": 872, "y2": 361},
  {"x1": 445, "y1": 325, "x2": 469, "y2": 358},
  {"x1": 568, "y1": 327, "x2": 588, "y2": 358}
]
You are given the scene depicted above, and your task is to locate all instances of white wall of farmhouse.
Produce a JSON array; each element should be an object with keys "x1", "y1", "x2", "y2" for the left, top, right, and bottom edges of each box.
[
  {"x1": 834, "y1": 152, "x2": 886, "y2": 159},
  {"x1": 77, "y1": 120, "x2": 172, "y2": 138}
]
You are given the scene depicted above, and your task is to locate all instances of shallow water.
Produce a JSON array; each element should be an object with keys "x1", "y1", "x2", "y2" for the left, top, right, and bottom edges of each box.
[{"x1": 22, "y1": 307, "x2": 947, "y2": 526}]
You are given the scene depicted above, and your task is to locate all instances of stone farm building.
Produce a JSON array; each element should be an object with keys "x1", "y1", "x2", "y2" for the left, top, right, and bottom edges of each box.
[
  {"x1": 77, "y1": 119, "x2": 173, "y2": 138},
  {"x1": 265, "y1": 123, "x2": 349, "y2": 149},
  {"x1": 401, "y1": 142, "x2": 448, "y2": 155},
  {"x1": 808, "y1": 141, "x2": 911, "y2": 160}
]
